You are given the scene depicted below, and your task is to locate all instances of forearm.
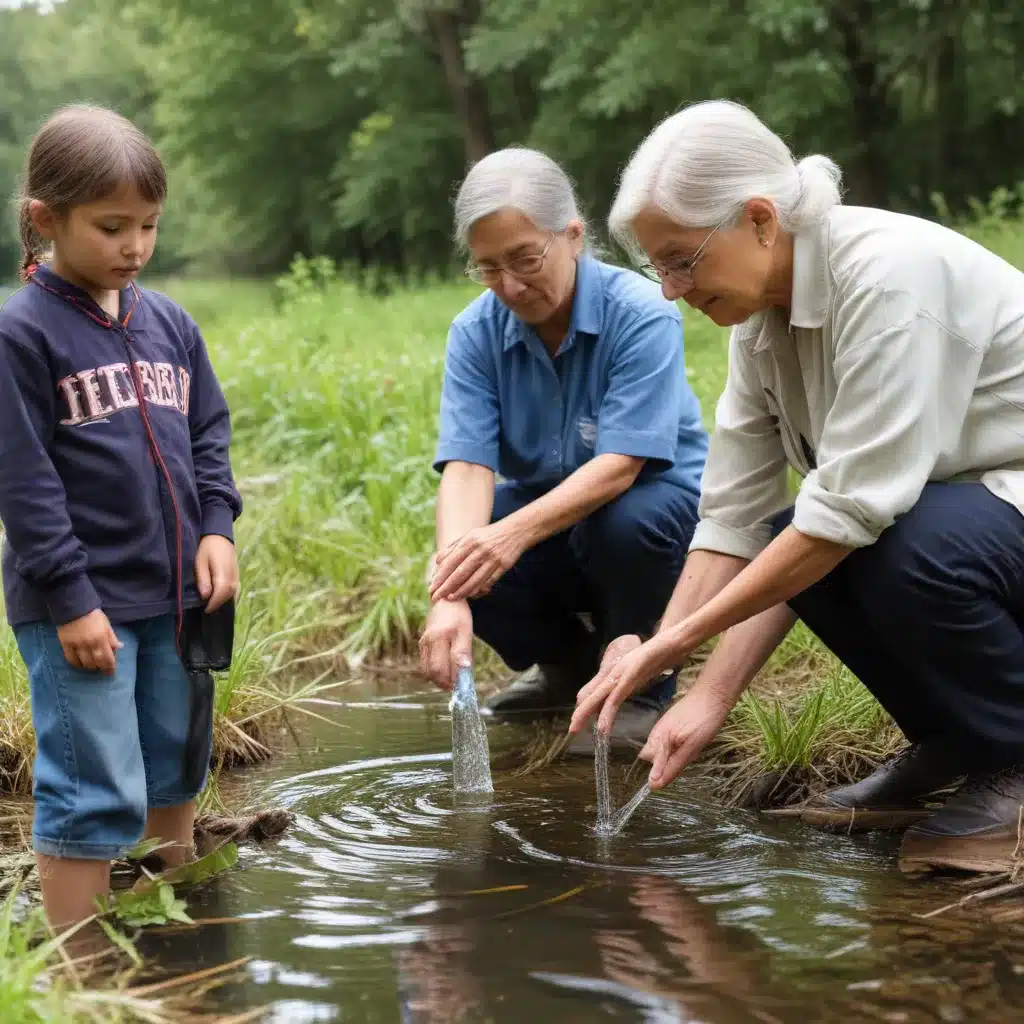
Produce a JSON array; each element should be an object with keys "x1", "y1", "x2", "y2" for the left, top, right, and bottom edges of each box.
[
  {"x1": 192, "y1": 423, "x2": 241, "y2": 540},
  {"x1": 655, "y1": 549, "x2": 750, "y2": 636},
  {"x1": 502, "y1": 453, "x2": 642, "y2": 550},
  {"x1": 667, "y1": 525, "x2": 851, "y2": 653},
  {"x1": 435, "y1": 461, "x2": 496, "y2": 552},
  {"x1": 687, "y1": 603, "x2": 797, "y2": 709}
]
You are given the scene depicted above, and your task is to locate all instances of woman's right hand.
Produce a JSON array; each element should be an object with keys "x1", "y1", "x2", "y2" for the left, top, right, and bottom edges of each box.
[
  {"x1": 638, "y1": 684, "x2": 735, "y2": 790},
  {"x1": 57, "y1": 609, "x2": 122, "y2": 674},
  {"x1": 419, "y1": 600, "x2": 474, "y2": 690}
]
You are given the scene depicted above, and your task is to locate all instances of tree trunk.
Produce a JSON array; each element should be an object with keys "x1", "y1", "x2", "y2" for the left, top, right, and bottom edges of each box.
[
  {"x1": 831, "y1": 0, "x2": 892, "y2": 206},
  {"x1": 425, "y1": 3, "x2": 495, "y2": 165},
  {"x1": 933, "y1": 3, "x2": 967, "y2": 203}
]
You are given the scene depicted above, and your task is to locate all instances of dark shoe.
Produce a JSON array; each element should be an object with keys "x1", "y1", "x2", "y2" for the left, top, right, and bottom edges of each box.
[
  {"x1": 764, "y1": 743, "x2": 963, "y2": 831},
  {"x1": 899, "y1": 766, "x2": 1024, "y2": 875},
  {"x1": 484, "y1": 635, "x2": 601, "y2": 721},
  {"x1": 482, "y1": 664, "x2": 577, "y2": 718}
]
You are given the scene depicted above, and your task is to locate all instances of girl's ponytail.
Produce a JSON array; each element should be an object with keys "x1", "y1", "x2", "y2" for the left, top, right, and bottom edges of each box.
[{"x1": 17, "y1": 199, "x2": 41, "y2": 282}]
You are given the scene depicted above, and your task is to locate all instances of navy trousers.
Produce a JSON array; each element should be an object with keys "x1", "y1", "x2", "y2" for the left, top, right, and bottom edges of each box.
[
  {"x1": 774, "y1": 482, "x2": 1024, "y2": 769},
  {"x1": 470, "y1": 476, "x2": 700, "y2": 706}
]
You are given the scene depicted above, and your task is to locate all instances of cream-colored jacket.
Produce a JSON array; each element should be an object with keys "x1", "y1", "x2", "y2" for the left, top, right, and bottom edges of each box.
[{"x1": 690, "y1": 205, "x2": 1024, "y2": 560}]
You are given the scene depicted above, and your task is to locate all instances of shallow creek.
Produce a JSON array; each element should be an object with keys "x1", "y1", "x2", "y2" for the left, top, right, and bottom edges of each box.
[{"x1": 141, "y1": 676, "x2": 1024, "y2": 1022}]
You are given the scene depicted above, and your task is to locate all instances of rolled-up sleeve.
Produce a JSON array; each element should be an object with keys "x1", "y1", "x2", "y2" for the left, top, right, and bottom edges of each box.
[
  {"x1": 689, "y1": 328, "x2": 789, "y2": 560},
  {"x1": 793, "y1": 284, "x2": 983, "y2": 547},
  {"x1": 433, "y1": 320, "x2": 500, "y2": 473},
  {"x1": 595, "y1": 310, "x2": 684, "y2": 468}
]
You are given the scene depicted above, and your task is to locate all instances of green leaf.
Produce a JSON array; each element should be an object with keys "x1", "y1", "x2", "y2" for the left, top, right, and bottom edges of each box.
[
  {"x1": 159, "y1": 883, "x2": 176, "y2": 912},
  {"x1": 125, "y1": 837, "x2": 174, "y2": 861},
  {"x1": 105, "y1": 878, "x2": 191, "y2": 928},
  {"x1": 134, "y1": 842, "x2": 239, "y2": 894},
  {"x1": 166, "y1": 904, "x2": 194, "y2": 925},
  {"x1": 98, "y1": 919, "x2": 143, "y2": 968}
]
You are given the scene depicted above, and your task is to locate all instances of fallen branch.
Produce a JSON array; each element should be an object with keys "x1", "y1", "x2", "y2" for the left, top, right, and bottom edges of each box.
[
  {"x1": 125, "y1": 955, "x2": 253, "y2": 998},
  {"x1": 916, "y1": 880, "x2": 1024, "y2": 919}
]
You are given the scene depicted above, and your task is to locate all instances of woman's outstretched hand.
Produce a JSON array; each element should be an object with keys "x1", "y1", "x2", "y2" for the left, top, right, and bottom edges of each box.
[
  {"x1": 638, "y1": 686, "x2": 735, "y2": 790},
  {"x1": 568, "y1": 631, "x2": 682, "y2": 737}
]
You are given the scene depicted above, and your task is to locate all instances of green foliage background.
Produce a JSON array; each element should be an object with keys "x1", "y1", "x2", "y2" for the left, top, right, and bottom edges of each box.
[{"x1": 2, "y1": 0, "x2": 1023, "y2": 280}]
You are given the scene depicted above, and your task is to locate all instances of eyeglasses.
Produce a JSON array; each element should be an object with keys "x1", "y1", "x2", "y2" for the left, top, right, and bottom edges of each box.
[
  {"x1": 639, "y1": 222, "x2": 722, "y2": 288},
  {"x1": 466, "y1": 233, "x2": 556, "y2": 284}
]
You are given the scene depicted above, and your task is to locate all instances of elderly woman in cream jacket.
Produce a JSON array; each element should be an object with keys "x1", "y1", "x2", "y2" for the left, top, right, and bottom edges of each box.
[{"x1": 570, "y1": 99, "x2": 1024, "y2": 876}]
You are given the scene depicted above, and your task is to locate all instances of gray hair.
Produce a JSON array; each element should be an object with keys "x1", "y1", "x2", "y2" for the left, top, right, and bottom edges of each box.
[
  {"x1": 609, "y1": 100, "x2": 842, "y2": 254},
  {"x1": 453, "y1": 147, "x2": 583, "y2": 249}
]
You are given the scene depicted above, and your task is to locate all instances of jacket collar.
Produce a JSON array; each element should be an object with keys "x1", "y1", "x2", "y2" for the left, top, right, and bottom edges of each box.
[
  {"x1": 788, "y1": 217, "x2": 831, "y2": 330},
  {"x1": 744, "y1": 217, "x2": 832, "y2": 354},
  {"x1": 30, "y1": 263, "x2": 145, "y2": 331}
]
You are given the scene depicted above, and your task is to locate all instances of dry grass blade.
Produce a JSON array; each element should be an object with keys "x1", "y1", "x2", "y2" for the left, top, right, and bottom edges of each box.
[
  {"x1": 125, "y1": 956, "x2": 253, "y2": 998},
  {"x1": 220, "y1": 719, "x2": 272, "y2": 759},
  {"x1": 461, "y1": 884, "x2": 528, "y2": 896},
  {"x1": 492, "y1": 884, "x2": 589, "y2": 921},
  {"x1": 509, "y1": 721, "x2": 571, "y2": 778},
  {"x1": 231, "y1": 673, "x2": 353, "y2": 728}
]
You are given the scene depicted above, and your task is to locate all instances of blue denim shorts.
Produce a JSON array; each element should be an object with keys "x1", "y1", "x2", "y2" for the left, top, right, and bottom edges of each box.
[{"x1": 16, "y1": 613, "x2": 211, "y2": 861}]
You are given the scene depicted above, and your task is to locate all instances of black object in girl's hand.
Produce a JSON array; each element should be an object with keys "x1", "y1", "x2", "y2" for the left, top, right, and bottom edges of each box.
[{"x1": 179, "y1": 600, "x2": 235, "y2": 795}]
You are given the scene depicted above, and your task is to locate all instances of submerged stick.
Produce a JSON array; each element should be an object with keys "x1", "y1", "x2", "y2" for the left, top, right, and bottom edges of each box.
[
  {"x1": 917, "y1": 880, "x2": 1024, "y2": 919},
  {"x1": 492, "y1": 884, "x2": 588, "y2": 920},
  {"x1": 449, "y1": 666, "x2": 493, "y2": 794}
]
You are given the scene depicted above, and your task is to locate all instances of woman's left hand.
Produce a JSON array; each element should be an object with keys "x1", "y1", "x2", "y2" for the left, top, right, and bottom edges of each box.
[
  {"x1": 429, "y1": 523, "x2": 525, "y2": 603},
  {"x1": 568, "y1": 629, "x2": 688, "y2": 737},
  {"x1": 195, "y1": 534, "x2": 240, "y2": 611}
]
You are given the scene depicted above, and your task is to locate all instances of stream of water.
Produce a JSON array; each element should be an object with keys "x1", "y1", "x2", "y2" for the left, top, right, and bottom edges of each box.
[{"x1": 141, "y1": 676, "x2": 1024, "y2": 1022}]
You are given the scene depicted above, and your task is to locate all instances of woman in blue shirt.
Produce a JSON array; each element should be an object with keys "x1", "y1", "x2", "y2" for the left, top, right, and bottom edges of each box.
[{"x1": 420, "y1": 147, "x2": 708, "y2": 747}]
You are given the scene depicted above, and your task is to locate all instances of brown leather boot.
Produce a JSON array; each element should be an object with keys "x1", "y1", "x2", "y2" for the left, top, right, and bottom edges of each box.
[
  {"x1": 763, "y1": 743, "x2": 963, "y2": 831},
  {"x1": 899, "y1": 766, "x2": 1024, "y2": 875}
]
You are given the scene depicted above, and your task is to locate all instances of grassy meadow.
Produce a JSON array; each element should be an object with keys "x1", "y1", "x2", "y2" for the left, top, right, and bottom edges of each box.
[{"x1": 2, "y1": 209, "x2": 1024, "y2": 809}]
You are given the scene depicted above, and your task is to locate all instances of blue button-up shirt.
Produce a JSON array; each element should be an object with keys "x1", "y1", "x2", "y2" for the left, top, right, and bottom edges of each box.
[{"x1": 434, "y1": 256, "x2": 708, "y2": 496}]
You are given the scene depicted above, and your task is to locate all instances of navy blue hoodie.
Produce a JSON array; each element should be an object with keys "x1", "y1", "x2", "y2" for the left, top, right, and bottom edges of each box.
[{"x1": 0, "y1": 265, "x2": 242, "y2": 628}]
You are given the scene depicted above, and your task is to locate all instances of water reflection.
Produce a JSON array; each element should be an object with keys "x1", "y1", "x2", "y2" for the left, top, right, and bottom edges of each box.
[{"x1": 141, "y1": 679, "x2": 1024, "y2": 1022}]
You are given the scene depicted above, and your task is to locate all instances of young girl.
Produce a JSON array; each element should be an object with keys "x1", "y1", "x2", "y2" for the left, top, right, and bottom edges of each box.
[{"x1": 0, "y1": 105, "x2": 242, "y2": 930}]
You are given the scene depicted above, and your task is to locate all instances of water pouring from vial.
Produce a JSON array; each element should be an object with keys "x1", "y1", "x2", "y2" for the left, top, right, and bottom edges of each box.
[
  {"x1": 593, "y1": 728, "x2": 650, "y2": 837},
  {"x1": 449, "y1": 665, "x2": 493, "y2": 794}
]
